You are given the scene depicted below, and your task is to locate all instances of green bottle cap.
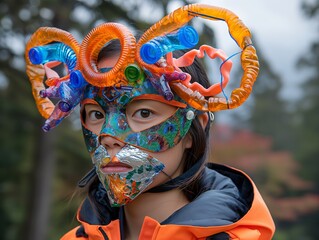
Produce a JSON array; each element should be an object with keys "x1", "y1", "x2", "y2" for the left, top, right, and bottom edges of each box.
[{"x1": 125, "y1": 64, "x2": 142, "y2": 83}]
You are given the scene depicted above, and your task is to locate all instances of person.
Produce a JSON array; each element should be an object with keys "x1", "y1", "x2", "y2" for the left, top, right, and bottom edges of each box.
[{"x1": 25, "y1": 4, "x2": 275, "y2": 240}]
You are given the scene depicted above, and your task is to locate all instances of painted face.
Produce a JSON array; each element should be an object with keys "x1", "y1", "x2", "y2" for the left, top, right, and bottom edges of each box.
[
  {"x1": 80, "y1": 56, "x2": 197, "y2": 206},
  {"x1": 81, "y1": 82, "x2": 195, "y2": 153}
]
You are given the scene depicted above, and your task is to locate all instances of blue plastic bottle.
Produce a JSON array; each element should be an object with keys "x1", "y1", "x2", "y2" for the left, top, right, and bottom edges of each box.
[
  {"x1": 42, "y1": 104, "x2": 69, "y2": 132},
  {"x1": 140, "y1": 25, "x2": 199, "y2": 64},
  {"x1": 39, "y1": 70, "x2": 87, "y2": 113},
  {"x1": 28, "y1": 42, "x2": 77, "y2": 70}
]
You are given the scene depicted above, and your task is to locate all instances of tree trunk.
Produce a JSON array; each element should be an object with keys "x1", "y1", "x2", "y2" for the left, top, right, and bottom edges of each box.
[{"x1": 24, "y1": 127, "x2": 56, "y2": 240}]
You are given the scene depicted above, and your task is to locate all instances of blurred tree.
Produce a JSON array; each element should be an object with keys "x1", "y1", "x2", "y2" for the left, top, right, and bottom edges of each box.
[
  {"x1": 250, "y1": 43, "x2": 297, "y2": 151},
  {"x1": 232, "y1": 40, "x2": 297, "y2": 151},
  {"x1": 297, "y1": 0, "x2": 319, "y2": 190},
  {"x1": 210, "y1": 125, "x2": 319, "y2": 222},
  {"x1": 221, "y1": 2, "x2": 318, "y2": 238},
  {"x1": 210, "y1": 124, "x2": 319, "y2": 240},
  {"x1": 292, "y1": 0, "x2": 319, "y2": 239},
  {"x1": 0, "y1": 1, "x2": 86, "y2": 240}
]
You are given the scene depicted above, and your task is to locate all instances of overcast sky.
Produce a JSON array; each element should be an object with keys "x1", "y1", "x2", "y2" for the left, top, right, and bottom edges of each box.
[{"x1": 191, "y1": 0, "x2": 318, "y2": 101}]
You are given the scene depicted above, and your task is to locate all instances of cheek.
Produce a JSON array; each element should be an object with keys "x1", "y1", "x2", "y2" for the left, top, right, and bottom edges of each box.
[
  {"x1": 90, "y1": 123, "x2": 104, "y2": 135},
  {"x1": 151, "y1": 141, "x2": 185, "y2": 177},
  {"x1": 144, "y1": 144, "x2": 185, "y2": 190}
]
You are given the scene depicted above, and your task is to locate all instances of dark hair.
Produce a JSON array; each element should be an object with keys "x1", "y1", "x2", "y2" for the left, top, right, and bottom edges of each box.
[
  {"x1": 173, "y1": 50, "x2": 211, "y2": 201},
  {"x1": 89, "y1": 39, "x2": 211, "y2": 205}
]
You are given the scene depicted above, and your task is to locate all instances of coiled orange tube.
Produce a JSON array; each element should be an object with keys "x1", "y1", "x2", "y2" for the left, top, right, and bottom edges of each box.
[
  {"x1": 78, "y1": 23, "x2": 136, "y2": 87},
  {"x1": 25, "y1": 27, "x2": 80, "y2": 118},
  {"x1": 170, "y1": 44, "x2": 258, "y2": 111},
  {"x1": 136, "y1": 3, "x2": 258, "y2": 111},
  {"x1": 168, "y1": 45, "x2": 232, "y2": 96}
]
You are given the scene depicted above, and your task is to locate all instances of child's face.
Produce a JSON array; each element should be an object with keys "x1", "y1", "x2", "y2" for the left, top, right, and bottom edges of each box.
[
  {"x1": 80, "y1": 54, "x2": 195, "y2": 205},
  {"x1": 83, "y1": 96, "x2": 192, "y2": 191}
]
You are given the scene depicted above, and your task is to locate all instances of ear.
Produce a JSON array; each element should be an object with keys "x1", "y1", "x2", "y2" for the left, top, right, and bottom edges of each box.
[
  {"x1": 184, "y1": 133, "x2": 193, "y2": 149},
  {"x1": 183, "y1": 112, "x2": 209, "y2": 149},
  {"x1": 198, "y1": 112, "x2": 209, "y2": 130}
]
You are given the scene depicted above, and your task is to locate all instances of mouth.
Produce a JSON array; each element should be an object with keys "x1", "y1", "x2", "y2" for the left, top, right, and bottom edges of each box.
[{"x1": 99, "y1": 159, "x2": 133, "y2": 174}]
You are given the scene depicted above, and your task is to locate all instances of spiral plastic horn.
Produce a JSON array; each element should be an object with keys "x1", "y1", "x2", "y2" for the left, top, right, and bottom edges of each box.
[{"x1": 25, "y1": 27, "x2": 80, "y2": 118}]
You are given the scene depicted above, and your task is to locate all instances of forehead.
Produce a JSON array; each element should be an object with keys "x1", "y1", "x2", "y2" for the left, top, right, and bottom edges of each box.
[
  {"x1": 82, "y1": 80, "x2": 162, "y2": 109},
  {"x1": 83, "y1": 49, "x2": 187, "y2": 110}
]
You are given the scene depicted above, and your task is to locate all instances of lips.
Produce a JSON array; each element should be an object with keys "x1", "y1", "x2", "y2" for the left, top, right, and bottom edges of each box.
[{"x1": 99, "y1": 158, "x2": 133, "y2": 174}]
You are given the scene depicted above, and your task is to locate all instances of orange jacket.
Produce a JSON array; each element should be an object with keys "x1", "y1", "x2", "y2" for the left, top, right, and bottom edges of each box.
[{"x1": 61, "y1": 163, "x2": 275, "y2": 240}]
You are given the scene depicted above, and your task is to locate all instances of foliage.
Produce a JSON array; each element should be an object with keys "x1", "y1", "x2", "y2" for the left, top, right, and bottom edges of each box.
[
  {"x1": 291, "y1": 0, "x2": 319, "y2": 238},
  {"x1": 210, "y1": 125, "x2": 319, "y2": 227}
]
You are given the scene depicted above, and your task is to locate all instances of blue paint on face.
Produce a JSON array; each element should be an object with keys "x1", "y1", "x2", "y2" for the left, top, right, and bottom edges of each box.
[{"x1": 81, "y1": 78, "x2": 196, "y2": 154}]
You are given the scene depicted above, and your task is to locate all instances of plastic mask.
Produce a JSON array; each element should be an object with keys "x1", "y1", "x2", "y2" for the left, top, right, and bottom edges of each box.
[
  {"x1": 92, "y1": 144, "x2": 164, "y2": 207},
  {"x1": 81, "y1": 79, "x2": 196, "y2": 154},
  {"x1": 80, "y1": 78, "x2": 196, "y2": 206}
]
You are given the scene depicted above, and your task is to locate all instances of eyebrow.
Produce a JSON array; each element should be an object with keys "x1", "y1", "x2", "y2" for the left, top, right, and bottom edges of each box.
[{"x1": 132, "y1": 94, "x2": 187, "y2": 108}]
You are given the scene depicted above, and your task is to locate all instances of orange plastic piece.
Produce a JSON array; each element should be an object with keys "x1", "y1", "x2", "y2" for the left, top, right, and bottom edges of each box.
[
  {"x1": 78, "y1": 23, "x2": 136, "y2": 87},
  {"x1": 170, "y1": 44, "x2": 258, "y2": 111},
  {"x1": 167, "y1": 45, "x2": 232, "y2": 96},
  {"x1": 25, "y1": 27, "x2": 80, "y2": 119},
  {"x1": 136, "y1": 4, "x2": 259, "y2": 111}
]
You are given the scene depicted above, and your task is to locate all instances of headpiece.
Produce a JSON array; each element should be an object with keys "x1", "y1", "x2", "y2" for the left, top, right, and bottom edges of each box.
[
  {"x1": 25, "y1": 4, "x2": 259, "y2": 206},
  {"x1": 25, "y1": 4, "x2": 258, "y2": 132}
]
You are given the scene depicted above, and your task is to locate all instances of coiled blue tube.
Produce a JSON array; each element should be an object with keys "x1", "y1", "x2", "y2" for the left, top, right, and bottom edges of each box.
[
  {"x1": 28, "y1": 42, "x2": 77, "y2": 70},
  {"x1": 140, "y1": 26, "x2": 199, "y2": 64}
]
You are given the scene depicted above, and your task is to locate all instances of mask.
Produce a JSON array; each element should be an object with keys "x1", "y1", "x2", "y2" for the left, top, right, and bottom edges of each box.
[
  {"x1": 92, "y1": 144, "x2": 164, "y2": 207},
  {"x1": 80, "y1": 76, "x2": 196, "y2": 205},
  {"x1": 80, "y1": 79, "x2": 196, "y2": 206},
  {"x1": 81, "y1": 80, "x2": 196, "y2": 153}
]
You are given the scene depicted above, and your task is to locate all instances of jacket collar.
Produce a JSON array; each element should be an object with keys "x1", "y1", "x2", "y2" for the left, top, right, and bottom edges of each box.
[{"x1": 74, "y1": 163, "x2": 274, "y2": 240}]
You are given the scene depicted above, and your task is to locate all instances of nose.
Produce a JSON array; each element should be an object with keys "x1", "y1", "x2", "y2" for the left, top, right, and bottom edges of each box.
[{"x1": 100, "y1": 134, "x2": 125, "y2": 158}]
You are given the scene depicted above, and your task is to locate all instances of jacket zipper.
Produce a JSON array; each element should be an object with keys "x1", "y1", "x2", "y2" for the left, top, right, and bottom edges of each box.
[{"x1": 98, "y1": 227, "x2": 109, "y2": 240}]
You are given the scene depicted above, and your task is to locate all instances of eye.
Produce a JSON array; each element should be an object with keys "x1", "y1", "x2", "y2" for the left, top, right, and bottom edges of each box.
[
  {"x1": 126, "y1": 99, "x2": 177, "y2": 132},
  {"x1": 88, "y1": 110, "x2": 105, "y2": 121},
  {"x1": 134, "y1": 109, "x2": 153, "y2": 119},
  {"x1": 83, "y1": 104, "x2": 105, "y2": 134},
  {"x1": 83, "y1": 104, "x2": 105, "y2": 125}
]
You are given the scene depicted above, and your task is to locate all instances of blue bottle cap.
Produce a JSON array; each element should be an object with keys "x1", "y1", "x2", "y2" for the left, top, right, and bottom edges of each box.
[
  {"x1": 140, "y1": 41, "x2": 163, "y2": 64},
  {"x1": 70, "y1": 70, "x2": 87, "y2": 89},
  {"x1": 28, "y1": 47, "x2": 45, "y2": 64},
  {"x1": 178, "y1": 26, "x2": 199, "y2": 48},
  {"x1": 42, "y1": 124, "x2": 50, "y2": 132}
]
